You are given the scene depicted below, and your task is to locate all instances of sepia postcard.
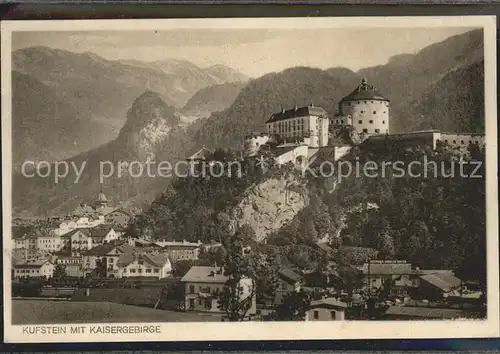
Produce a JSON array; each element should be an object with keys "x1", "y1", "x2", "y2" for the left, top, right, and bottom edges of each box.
[{"x1": 1, "y1": 16, "x2": 499, "y2": 343}]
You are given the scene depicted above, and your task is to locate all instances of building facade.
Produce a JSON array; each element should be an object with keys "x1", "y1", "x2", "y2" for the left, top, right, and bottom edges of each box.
[
  {"x1": 274, "y1": 269, "x2": 303, "y2": 305},
  {"x1": 181, "y1": 266, "x2": 257, "y2": 315},
  {"x1": 265, "y1": 104, "x2": 329, "y2": 148},
  {"x1": 306, "y1": 298, "x2": 348, "y2": 321},
  {"x1": 13, "y1": 260, "x2": 55, "y2": 279}
]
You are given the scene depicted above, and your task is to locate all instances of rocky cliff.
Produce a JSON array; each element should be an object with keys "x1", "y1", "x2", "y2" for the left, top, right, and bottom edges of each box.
[{"x1": 230, "y1": 177, "x2": 309, "y2": 242}]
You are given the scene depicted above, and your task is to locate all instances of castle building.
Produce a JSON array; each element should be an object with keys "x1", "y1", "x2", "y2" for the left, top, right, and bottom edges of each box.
[
  {"x1": 338, "y1": 77, "x2": 390, "y2": 135},
  {"x1": 265, "y1": 104, "x2": 329, "y2": 148}
]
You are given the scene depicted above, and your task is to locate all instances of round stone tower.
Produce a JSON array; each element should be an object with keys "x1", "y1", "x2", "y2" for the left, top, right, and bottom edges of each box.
[{"x1": 338, "y1": 77, "x2": 390, "y2": 135}]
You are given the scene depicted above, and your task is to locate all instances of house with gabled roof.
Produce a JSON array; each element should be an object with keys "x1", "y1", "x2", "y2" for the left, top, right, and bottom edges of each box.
[
  {"x1": 274, "y1": 268, "x2": 303, "y2": 305},
  {"x1": 306, "y1": 297, "x2": 348, "y2": 321},
  {"x1": 181, "y1": 266, "x2": 256, "y2": 315},
  {"x1": 418, "y1": 272, "x2": 463, "y2": 300},
  {"x1": 115, "y1": 251, "x2": 172, "y2": 279},
  {"x1": 82, "y1": 240, "x2": 132, "y2": 276},
  {"x1": 13, "y1": 259, "x2": 55, "y2": 280},
  {"x1": 104, "y1": 208, "x2": 134, "y2": 227}
]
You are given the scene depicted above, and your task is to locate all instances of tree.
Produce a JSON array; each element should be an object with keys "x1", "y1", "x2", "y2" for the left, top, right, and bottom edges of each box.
[
  {"x1": 337, "y1": 266, "x2": 364, "y2": 298},
  {"x1": 198, "y1": 246, "x2": 227, "y2": 266},
  {"x1": 172, "y1": 259, "x2": 196, "y2": 278},
  {"x1": 272, "y1": 289, "x2": 311, "y2": 321},
  {"x1": 53, "y1": 264, "x2": 67, "y2": 279},
  {"x1": 217, "y1": 229, "x2": 259, "y2": 321}
]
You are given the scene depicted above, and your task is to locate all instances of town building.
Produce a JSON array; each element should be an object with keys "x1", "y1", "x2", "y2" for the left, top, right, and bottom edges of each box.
[
  {"x1": 418, "y1": 272, "x2": 463, "y2": 300},
  {"x1": 157, "y1": 240, "x2": 203, "y2": 263},
  {"x1": 72, "y1": 191, "x2": 116, "y2": 217},
  {"x1": 104, "y1": 208, "x2": 133, "y2": 227},
  {"x1": 181, "y1": 266, "x2": 256, "y2": 315},
  {"x1": 306, "y1": 297, "x2": 348, "y2": 321},
  {"x1": 13, "y1": 259, "x2": 55, "y2": 280},
  {"x1": 383, "y1": 306, "x2": 480, "y2": 320},
  {"x1": 56, "y1": 255, "x2": 83, "y2": 277},
  {"x1": 115, "y1": 251, "x2": 172, "y2": 279},
  {"x1": 274, "y1": 268, "x2": 303, "y2": 305},
  {"x1": 82, "y1": 241, "x2": 133, "y2": 276},
  {"x1": 361, "y1": 260, "x2": 417, "y2": 291},
  {"x1": 36, "y1": 233, "x2": 63, "y2": 252}
]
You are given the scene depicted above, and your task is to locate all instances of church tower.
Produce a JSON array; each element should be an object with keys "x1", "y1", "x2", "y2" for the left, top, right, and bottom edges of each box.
[
  {"x1": 339, "y1": 78, "x2": 390, "y2": 135},
  {"x1": 94, "y1": 190, "x2": 108, "y2": 209}
]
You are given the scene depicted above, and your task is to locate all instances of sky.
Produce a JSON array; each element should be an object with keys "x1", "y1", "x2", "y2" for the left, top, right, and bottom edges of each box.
[{"x1": 12, "y1": 27, "x2": 476, "y2": 78}]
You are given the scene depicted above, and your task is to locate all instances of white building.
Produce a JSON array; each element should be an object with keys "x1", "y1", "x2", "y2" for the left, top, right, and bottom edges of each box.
[
  {"x1": 116, "y1": 252, "x2": 172, "y2": 279},
  {"x1": 37, "y1": 233, "x2": 63, "y2": 252},
  {"x1": 305, "y1": 297, "x2": 348, "y2": 321},
  {"x1": 13, "y1": 259, "x2": 55, "y2": 279},
  {"x1": 274, "y1": 269, "x2": 303, "y2": 305},
  {"x1": 338, "y1": 77, "x2": 390, "y2": 135},
  {"x1": 265, "y1": 104, "x2": 329, "y2": 148},
  {"x1": 181, "y1": 266, "x2": 257, "y2": 315}
]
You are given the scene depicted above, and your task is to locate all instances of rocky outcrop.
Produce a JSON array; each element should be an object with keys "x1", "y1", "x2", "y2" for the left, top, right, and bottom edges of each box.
[{"x1": 230, "y1": 177, "x2": 309, "y2": 241}]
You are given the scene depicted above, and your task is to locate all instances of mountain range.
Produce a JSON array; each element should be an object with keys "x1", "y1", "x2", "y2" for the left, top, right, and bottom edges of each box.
[
  {"x1": 12, "y1": 29, "x2": 485, "y2": 216},
  {"x1": 12, "y1": 47, "x2": 249, "y2": 167}
]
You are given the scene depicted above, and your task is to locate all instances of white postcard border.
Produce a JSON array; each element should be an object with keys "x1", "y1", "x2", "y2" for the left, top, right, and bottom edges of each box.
[{"x1": 2, "y1": 16, "x2": 499, "y2": 343}]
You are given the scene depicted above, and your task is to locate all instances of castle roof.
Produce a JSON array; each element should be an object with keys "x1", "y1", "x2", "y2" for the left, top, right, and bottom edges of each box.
[
  {"x1": 266, "y1": 104, "x2": 327, "y2": 123},
  {"x1": 341, "y1": 78, "x2": 389, "y2": 102}
]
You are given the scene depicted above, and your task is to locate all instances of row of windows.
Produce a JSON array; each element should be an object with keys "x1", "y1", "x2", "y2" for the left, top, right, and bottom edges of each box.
[
  {"x1": 271, "y1": 120, "x2": 305, "y2": 134},
  {"x1": 126, "y1": 268, "x2": 159, "y2": 274},
  {"x1": 347, "y1": 101, "x2": 389, "y2": 106},
  {"x1": 312, "y1": 310, "x2": 337, "y2": 320},
  {"x1": 357, "y1": 110, "x2": 387, "y2": 115},
  {"x1": 361, "y1": 129, "x2": 388, "y2": 134},
  {"x1": 443, "y1": 139, "x2": 468, "y2": 145},
  {"x1": 357, "y1": 120, "x2": 386, "y2": 125},
  {"x1": 16, "y1": 269, "x2": 42, "y2": 274}
]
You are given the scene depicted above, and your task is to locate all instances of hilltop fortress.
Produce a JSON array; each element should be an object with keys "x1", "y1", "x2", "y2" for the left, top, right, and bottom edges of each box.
[{"x1": 240, "y1": 77, "x2": 484, "y2": 167}]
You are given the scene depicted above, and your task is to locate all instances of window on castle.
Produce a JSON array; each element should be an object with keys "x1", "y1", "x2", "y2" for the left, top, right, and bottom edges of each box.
[
  {"x1": 373, "y1": 111, "x2": 376, "y2": 114},
  {"x1": 369, "y1": 120, "x2": 373, "y2": 124},
  {"x1": 453, "y1": 140, "x2": 456, "y2": 144},
  {"x1": 348, "y1": 102, "x2": 351, "y2": 106},
  {"x1": 461, "y1": 140, "x2": 465, "y2": 144},
  {"x1": 364, "y1": 101, "x2": 367, "y2": 103},
  {"x1": 360, "y1": 110, "x2": 364, "y2": 114},
  {"x1": 382, "y1": 121, "x2": 385, "y2": 124},
  {"x1": 358, "y1": 120, "x2": 362, "y2": 124}
]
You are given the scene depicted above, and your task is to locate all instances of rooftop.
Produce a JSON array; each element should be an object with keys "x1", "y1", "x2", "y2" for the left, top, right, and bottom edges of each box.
[
  {"x1": 181, "y1": 266, "x2": 229, "y2": 284},
  {"x1": 310, "y1": 297, "x2": 348, "y2": 309},
  {"x1": 116, "y1": 251, "x2": 170, "y2": 268},
  {"x1": 279, "y1": 268, "x2": 302, "y2": 284},
  {"x1": 341, "y1": 78, "x2": 389, "y2": 102},
  {"x1": 266, "y1": 104, "x2": 327, "y2": 124},
  {"x1": 361, "y1": 261, "x2": 412, "y2": 275},
  {"x1": 420, "y1": 272, "x2": 462, "y2": 292},
  {"x1": 384, "y1": 306, "x2": 479, "y2": 319}
]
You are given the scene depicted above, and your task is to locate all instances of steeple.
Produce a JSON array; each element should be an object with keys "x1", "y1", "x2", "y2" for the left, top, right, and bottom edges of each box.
[{"x1": 95, "y1": 190, "x2": 108, "y2": 209}]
